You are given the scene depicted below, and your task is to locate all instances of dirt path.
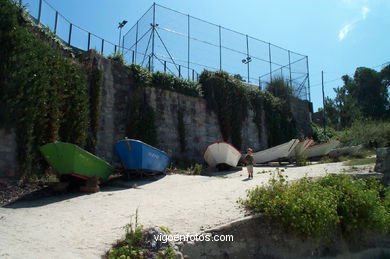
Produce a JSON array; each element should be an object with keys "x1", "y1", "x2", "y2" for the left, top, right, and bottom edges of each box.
[{"x1": 0, "y1": 162, "x2": 375, "y2": 258}]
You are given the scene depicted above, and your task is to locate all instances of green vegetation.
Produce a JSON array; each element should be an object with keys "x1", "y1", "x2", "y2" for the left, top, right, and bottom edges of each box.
[
  {"x1": 0, "y1": 0, "x2": 92, "y2": 178},
  {"x1": 107, "y1": 52, "x2": 125, "y2": 65},
  {"x1": 323, "y1": 66, "x2": 389, "y2": 129},
  {"x1": 239, "y1": 173, "x2": 390, "y2": 239},
  {"x1": 167, "y1": 162, "x2": 204, "y2": 175},
  {"x1": 339, "y1": 120, "x2": 390, "y2": 147},
  {"x1": 200, "y1": 71, "x2": 297, "y2": 148},
  {"x1": 199, "y1": 70, "x2": 248, "y2": 148},
  {"x1": 311, "y1": 123, "x2": 338, "y2": 143},
  {"x1": 107, "y1": 211, "x2": 175, "y2": 259},
  {"x1": 129, "y1": 64, "x2": 202, "y2": 97},
  {"x1": 266, "y1": 76, "x2": 294, "y2": 99}
]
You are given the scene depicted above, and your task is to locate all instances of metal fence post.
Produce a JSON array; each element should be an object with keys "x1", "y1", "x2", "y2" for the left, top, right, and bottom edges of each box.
[
  {"x1": 306, "y1": 56, "x2": 311, "y2": 101},
  {"x1": 132, "y1": 51, "x2": 135, "y2": 64},
  {"x1": 246, "y1": 34, "x2": 250, "y2": 83},
  {"x1": 288, "y1": 50, "x2": 292, "y2": 87},
  {"x1": 219, "y1": 25, "x2": 222, "y2": 71},
  {"x1": 187, "y1": 14, "x2": 190, "y2": 80},
  {"x1": 19, "y1": 0, "x2": 22, "y2": 6},
  {"x1": 151, "y1": 3, "x2": 156, "y2": 71},
  {"x1": 164, "y1": 61, "x2": 167, "y2": 72},
  {"x1": 114, "y1": 45, "x2": 117, "y2": 54},
  {"x1": 179, "y1": 65, "x2": 181, "y2": 78},
  {"x1": 268, "y1": 43, "x2": 272, "y2": 82},
  {"x1": 101, "y1": 39, "x2": 104, "y2": 54},
  {"x1": 148, "y1": 56, "x2": 151, "y2": 71},
  {"x1": 192, "y1": 69, "x2": 195, "y2": 81},
  {"x1": 135, "y1": 21, "x2": 139, "y2": 64},
  {"x1": 37, "y1": 0, "x2": 42, "y2": 24},
  {"x1": 87, "y1": 32, "x2": 91, "y2": 51},
  {"x1": 54, "y1": 11, "x2": 58, "y2": 34},
  {"x1": 68, "y1": 24, "x2": 72, "y2": 45}
]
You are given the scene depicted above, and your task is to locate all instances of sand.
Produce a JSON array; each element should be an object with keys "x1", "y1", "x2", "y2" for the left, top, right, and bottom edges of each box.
[{"x1": 0, "y1": 162, "x2": 375, "y2": 258}]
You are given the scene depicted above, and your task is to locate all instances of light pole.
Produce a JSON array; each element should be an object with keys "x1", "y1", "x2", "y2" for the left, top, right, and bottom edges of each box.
[
  {"x1": 118, "y1": 20, "x2": 128, "y2": 53},
  {"x1": 242, "y1": 56, "x2": 252, "y2": 83}
]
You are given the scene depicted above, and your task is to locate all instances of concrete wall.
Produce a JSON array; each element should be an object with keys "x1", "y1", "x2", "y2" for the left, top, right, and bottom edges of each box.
[{"x1": 179, "y1": 214, "x2": 390, "y2": 259}]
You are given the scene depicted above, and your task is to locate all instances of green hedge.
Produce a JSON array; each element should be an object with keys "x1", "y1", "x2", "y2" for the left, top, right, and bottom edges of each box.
[{"x1": 240, "y1": 173, "x2": 390, "y2": 238}]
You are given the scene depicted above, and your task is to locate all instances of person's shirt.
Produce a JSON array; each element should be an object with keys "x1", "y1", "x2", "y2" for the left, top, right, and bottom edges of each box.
[{"x1": 245, "y1": 154, "x2": 254, "y2": 165}]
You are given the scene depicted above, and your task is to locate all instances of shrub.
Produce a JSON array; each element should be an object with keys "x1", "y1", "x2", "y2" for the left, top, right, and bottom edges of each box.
[
  {"x1": 338, "y1": 119, "x2": 390, "y2": 147},
  {"x1": 318, "y1": 175, "x2": 390, "y2": 236},
  {"x1": 107, "y1": 53, "x2": 125, "y2": 65},
  {"x1": 311, "y1": 123, "x2": 338, "y2": 143},
  {"x1": 240, "y1": 173, "x2": 390, "y2": 239}
]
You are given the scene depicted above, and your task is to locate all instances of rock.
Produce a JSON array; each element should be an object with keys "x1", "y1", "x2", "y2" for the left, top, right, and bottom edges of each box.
[
  {"x1": 375, "y1": 147, "x2": 390, "y2": 186},
  {"x1": 375, "y1": 147, "x2": 390, "y2": 173}
]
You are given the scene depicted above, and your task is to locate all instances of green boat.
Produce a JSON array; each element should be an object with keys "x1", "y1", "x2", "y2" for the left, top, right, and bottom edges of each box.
[{"x1": 40, "y1": 142, "x2": 114, "y2": 182}]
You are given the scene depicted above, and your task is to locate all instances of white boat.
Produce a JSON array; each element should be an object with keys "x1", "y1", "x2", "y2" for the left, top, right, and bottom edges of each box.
[
  {"x1": 289, "y1": 138, "x2": 314, "y2": 158},
  {"x1": 303, "y1": 139, "x2": 340, "y2": 159},
  {"x1": 203, "y1": 142, "x2": 242, "y2": 168},
  {"x1": 253, "y1": 139, "x2": 300, "y2": 164}
]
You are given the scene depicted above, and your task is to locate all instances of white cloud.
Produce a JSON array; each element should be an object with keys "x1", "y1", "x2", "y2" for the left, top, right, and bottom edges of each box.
[
  {"x1": 361, "y1": 6, "x2": 370, "y2": 19},
  {"x1": 339, "y1": 23, "x2": 353, "y2": 40},
  {"x1": 338, "y1": 6, "x2": 370, "y2": 41}
]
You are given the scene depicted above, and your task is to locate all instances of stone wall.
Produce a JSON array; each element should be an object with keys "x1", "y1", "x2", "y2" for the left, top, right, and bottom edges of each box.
[
  {"x1": 179, "y1": 214, "x2": 390, "y2": 259},
  {"x1": 0, "y1": 51, "x2": 312, "y2": 176}
]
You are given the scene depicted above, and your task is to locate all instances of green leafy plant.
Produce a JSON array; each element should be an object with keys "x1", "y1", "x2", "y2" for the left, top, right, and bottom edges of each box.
[
  {"x1": 240, "y1": 173, "x2": 390, "y2": 239},
  {"x1": 0, "y1": 0, "x2": 90, "y2": 178},
  {"x1": 107, "y1": 52, "x2": 125, "y2": 65}
]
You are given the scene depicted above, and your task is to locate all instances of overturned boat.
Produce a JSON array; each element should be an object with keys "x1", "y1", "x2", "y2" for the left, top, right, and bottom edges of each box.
[
  {"x1": 303, "y1": 139, "x2": 341, "y2": 159},
  {"x1": 115, "y1": 139, "x2": 170, "y2": 173},
  {"x1": 289, "y1": 138, "x2": 314, "y2": 158},
  {"x1": 203, "y1": 142, "x2": 242, "y2": 168},
  {"x1": 40, "y1": 142, "x2": 114, "y2": 182},
  {"x1": 253, "y1": 139, "x2": 300, "y2": 164}
]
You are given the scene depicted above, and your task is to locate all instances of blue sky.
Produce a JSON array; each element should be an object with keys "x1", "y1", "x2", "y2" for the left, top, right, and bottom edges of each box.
[{"x1": 22, "y1": 0, "x2": 390, "y2": 111}]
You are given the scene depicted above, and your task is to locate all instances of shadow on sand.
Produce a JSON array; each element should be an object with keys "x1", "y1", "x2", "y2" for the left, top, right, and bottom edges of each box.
[{"x1": 3, "y1": 174, "x2": 166, "y2": 209}]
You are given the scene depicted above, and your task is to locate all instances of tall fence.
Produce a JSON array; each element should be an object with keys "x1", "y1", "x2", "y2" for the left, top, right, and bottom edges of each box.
[
  {"x1": 14, "y1": 0, "x2": 310, "y2": 101},
  {"x1": 123, "y1": 3, "x2": 311, "y2": 101},
  {"x1": 15, "y1": 0, "x2": 120, "y2": 57}
]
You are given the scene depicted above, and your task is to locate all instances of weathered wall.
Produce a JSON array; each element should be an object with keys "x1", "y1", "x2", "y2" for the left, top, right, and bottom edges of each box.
[
  {"x1": 0, "y1": 51, "x2": 312, "y2": 175},
  {"x1": 179, "y1": 214, "x2": 390, "y2": 259}
]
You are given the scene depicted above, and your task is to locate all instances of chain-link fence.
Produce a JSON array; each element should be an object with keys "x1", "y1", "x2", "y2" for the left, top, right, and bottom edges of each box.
[
  {"x1": 14, "y1": 0, "x2": 310, "y2": 100},
  {"x1": 16, "y1": 0, "x2": 119, "y2": 56},
  {"x1": 123, "y1": 4, "x2": 311, "y2": 101}
]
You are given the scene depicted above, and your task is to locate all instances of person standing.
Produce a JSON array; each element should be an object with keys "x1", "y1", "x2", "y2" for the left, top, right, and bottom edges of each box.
[{"x1": 244, "y1": 148, "x2": 254, "y2": 179}]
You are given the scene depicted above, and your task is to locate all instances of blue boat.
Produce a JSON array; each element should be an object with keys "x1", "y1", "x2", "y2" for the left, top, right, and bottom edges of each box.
[{"x1": 115, "y1": 138, "x2": 170, "y2": 173}]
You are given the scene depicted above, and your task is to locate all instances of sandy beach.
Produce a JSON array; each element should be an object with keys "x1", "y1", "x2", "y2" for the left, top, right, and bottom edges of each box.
[{"x1": 0, "y1": 162, "x2": 375, "y2": 259}]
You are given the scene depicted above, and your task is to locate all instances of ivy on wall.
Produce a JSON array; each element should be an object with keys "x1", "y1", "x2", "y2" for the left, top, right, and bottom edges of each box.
[
  {"x1": 0, "y1": 0, "x2": 91, "y2": 177},
  {"x1": 199, "y1": 70, "x2": 248, "y2": 148},
  {"x1": 83, "y1": 55, "x2": 103, "y2": 153},
  {"x1": 200, "y1": 70, "x2": 297, "y2": 149}
]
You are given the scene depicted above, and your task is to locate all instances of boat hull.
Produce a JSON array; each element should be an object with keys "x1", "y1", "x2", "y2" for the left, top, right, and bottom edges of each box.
[
  {"x1": 253, "y1": 139, "x2": 300, "y2": 164},
  {"x1": 204, "y1": 142, "x2": 241, "y2": 168},
  {"x1": 303, "y1": 140, "x2": 340, "y2": 159},
  {"x1": 115, "y1": 139, "x2": 170, "y2": 173},
  {"x1": 39, "y1": 142, "x2": 114, "y2": 182},
  {"x1": 289, "y1": 138, "x2": 314, "y2": 158}
]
